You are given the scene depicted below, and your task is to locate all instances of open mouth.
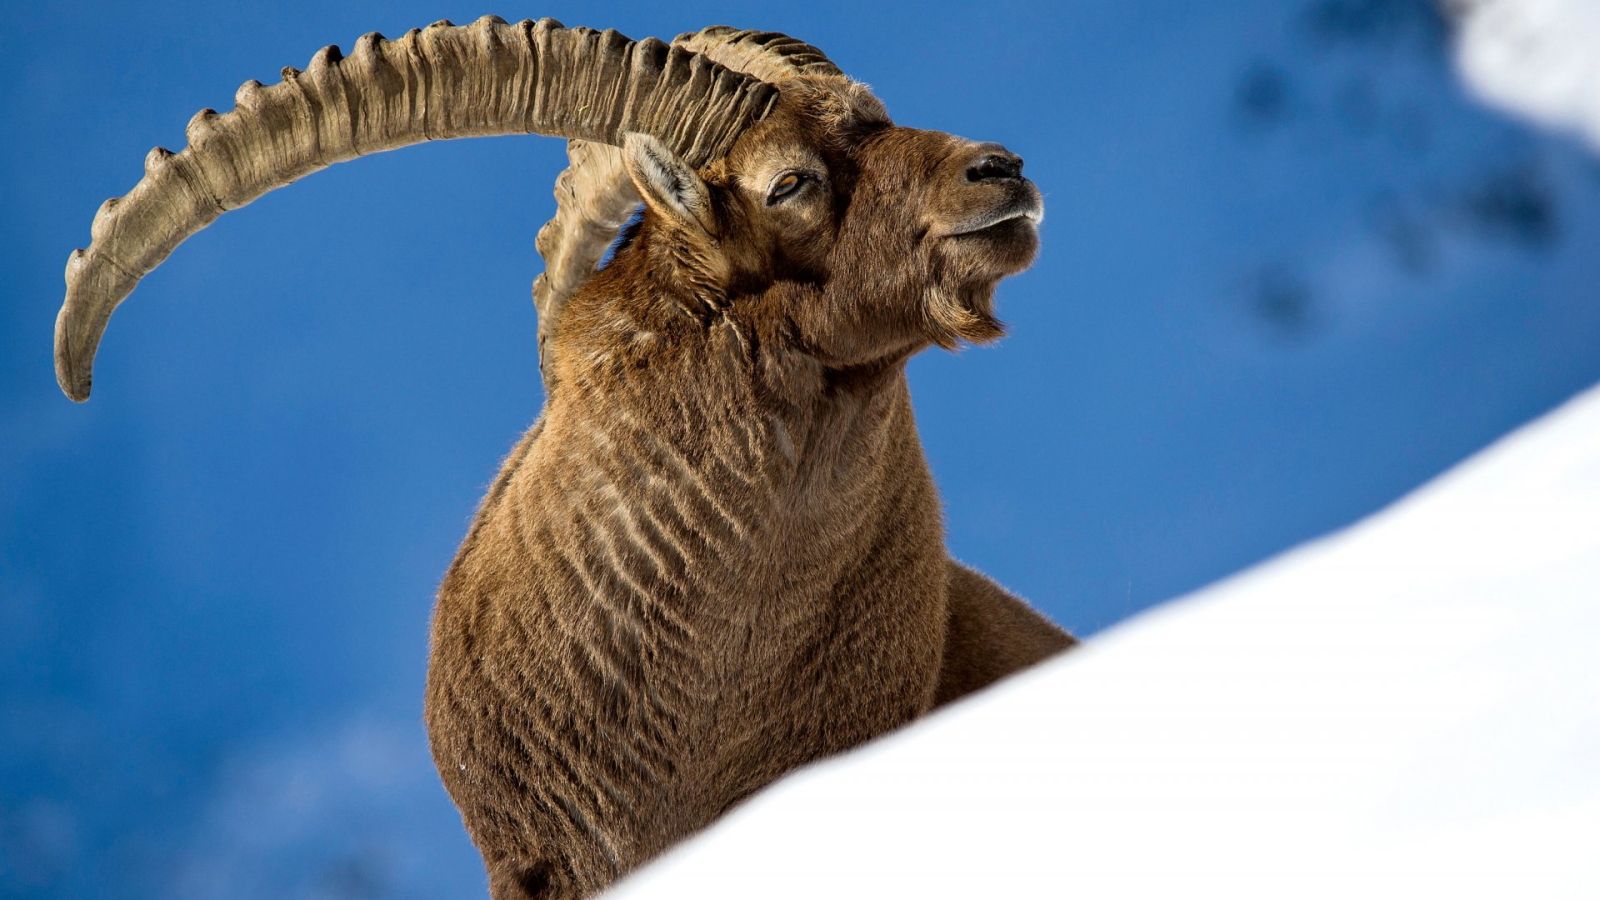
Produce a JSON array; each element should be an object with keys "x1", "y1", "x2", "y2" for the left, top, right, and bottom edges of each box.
[{"x1": 946, "y1": 197, "x2": 1044, "y2": 237}]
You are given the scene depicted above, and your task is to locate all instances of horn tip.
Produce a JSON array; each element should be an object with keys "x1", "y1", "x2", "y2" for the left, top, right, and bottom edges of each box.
[
  {"x1": 53, "y1": 305, "x2": 93, "y2": 403},
  {"x1": 59, "y1": 371, "x2": 92, "y2": 403}
]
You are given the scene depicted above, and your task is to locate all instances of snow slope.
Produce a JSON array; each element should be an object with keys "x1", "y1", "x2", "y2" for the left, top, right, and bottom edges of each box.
[{"x1": 610, "y1": 380, "x2": 1600, "y2": 897}]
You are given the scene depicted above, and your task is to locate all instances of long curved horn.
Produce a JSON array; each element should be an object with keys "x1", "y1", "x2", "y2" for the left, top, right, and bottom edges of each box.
[
  {"x1": 531, "y1": 26, "x2": 842, "y2": 384},
  {"x1": 54, "y1": 15, "x2": 777, "y2": 401}
]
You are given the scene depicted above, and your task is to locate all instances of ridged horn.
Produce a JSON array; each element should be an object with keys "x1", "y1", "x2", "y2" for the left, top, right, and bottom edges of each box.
[
  {"x1": 669, "y1": 26, "x2": 843, "y2": 83},
  {"x1": 532, "y1": 138, "x2": 639, "y2": 383},
  {"x1": 54, "y1": 15, "x2": 778, "y2": 401},
  {"x1": 531, "y1": 26, "x2": 842, "y2": 385}
]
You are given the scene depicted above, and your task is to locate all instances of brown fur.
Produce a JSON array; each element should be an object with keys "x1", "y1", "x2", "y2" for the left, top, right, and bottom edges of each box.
[{"x1": 424, "y1": 78, "x2": 1072, "y2": 899}]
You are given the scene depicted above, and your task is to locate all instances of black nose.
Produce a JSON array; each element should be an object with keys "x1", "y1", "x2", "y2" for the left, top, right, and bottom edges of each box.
[{"x1": 965, "y1": 148, "x2": 1024, "y2": 182}]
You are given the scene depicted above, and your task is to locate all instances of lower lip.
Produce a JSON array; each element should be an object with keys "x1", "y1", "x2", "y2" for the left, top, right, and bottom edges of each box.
[{"x1": 953, "y1": 216, "x2": 1037, "y2": 237}]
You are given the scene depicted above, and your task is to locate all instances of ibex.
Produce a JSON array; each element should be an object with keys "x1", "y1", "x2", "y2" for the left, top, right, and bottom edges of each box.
[{"x1": 52, "y1": 18, "x2": 1074, "y2": 899}]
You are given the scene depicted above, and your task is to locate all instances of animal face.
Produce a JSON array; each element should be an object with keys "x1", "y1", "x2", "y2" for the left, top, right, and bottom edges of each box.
[{"x1": 620, "y1": 78, "x2": 1044, "y2": 367}]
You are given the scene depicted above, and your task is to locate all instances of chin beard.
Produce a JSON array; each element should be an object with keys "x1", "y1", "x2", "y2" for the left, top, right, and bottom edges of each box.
[{"x1": 926, "y1": 282, "x2": 1006, "y2": 350}]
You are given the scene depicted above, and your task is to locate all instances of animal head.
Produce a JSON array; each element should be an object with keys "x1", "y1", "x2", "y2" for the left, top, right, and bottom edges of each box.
[
  {"x1": 614, "y1": 84, "x2": 1042, "y2": 367},
  {"x1": 52, "y1": 20, "x2": 1042, "y2": 401}
]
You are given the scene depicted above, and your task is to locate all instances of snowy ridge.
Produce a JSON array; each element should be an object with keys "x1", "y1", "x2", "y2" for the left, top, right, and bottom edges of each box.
[{"x1": 610, "y1": 381, "x2": 1600, "y2": 897}]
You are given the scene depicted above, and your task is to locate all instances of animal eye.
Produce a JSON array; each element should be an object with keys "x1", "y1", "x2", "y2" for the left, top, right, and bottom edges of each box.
[{"x1": 767, "y1": 172, "x2": 806, "y2": 204}]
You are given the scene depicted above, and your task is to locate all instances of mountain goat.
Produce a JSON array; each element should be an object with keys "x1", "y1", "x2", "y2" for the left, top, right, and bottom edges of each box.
[{"x1": 52, "y1": 18, "x2": 1074, "y2": 899}]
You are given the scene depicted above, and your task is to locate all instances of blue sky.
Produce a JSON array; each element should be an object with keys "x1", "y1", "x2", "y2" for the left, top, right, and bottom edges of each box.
[{"x1": 4, "y1": 0, "x2": 1600, "y2": 896}]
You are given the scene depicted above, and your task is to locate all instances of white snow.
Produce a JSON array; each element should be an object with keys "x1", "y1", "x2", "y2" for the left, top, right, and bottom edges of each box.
[
  {"x1": 608, "y1": 381, "x2": 1600, "y2": 898},
  {"x1": 1454, "y1": 0, "x2": 1600, "y2": 151}
]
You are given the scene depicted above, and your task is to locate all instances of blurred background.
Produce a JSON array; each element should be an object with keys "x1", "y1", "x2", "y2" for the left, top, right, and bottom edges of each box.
[{"x1": 3, "y1": 0, "x2": 1597, "y2": 896}]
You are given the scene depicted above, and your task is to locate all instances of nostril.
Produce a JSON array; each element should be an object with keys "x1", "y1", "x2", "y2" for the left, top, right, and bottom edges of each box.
[{"x1": 966, "y1": 153, "x2": 1024, "y2": 182}]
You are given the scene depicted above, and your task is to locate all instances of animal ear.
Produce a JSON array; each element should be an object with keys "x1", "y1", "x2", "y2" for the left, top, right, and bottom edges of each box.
[{"x1": 622, "y1": 132, "x2": 715, "y2": 236}]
